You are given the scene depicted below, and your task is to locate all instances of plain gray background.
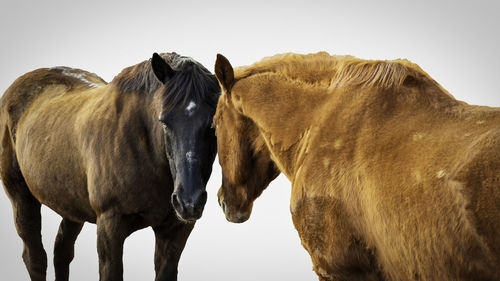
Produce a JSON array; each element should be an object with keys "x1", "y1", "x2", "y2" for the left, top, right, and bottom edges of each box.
[{"x1": 0, "y1": 0, "x2": 499, "y2": 280}]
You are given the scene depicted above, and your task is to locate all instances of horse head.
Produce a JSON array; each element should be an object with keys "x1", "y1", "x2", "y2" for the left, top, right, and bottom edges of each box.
[
  {"x1": 213, "y1": 54, "x2": 280, "y2": 223},
  {"x1": 152, "y1": 53, "x2": 220, "y2": 222}
]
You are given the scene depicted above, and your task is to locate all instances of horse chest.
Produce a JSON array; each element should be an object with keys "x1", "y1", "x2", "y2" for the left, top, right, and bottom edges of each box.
[
  {"x1": 290, "y1": 194, "x2": 379, "y2": 279},
  {"x1": 290, "y1": 196, "x2": 338, "y2": 273}
]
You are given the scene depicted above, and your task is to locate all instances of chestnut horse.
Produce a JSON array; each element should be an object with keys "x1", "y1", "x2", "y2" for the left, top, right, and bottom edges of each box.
[
  {"x1": 213, "y1": 52, "x2": 500, "y2": 281},
  {"x1": 0, "y1": 52, "x2": 220, "y2": 281}
]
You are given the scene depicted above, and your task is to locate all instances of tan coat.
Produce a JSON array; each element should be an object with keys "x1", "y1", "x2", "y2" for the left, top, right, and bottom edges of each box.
[{"x1": 214, "y1": 52, "x2": 500, "y2": 281}]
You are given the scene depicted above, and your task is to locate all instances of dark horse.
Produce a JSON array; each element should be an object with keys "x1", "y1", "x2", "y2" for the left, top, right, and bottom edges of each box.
[{"x1": 0, "y1": 52, "x2": 220, "y2": 281}]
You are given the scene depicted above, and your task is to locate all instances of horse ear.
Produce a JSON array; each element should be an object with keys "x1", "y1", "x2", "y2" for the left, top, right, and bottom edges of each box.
[
  {"x1": 215, "y1": 54, "x2": 234, "y2": 92},
  {"x1": 151, "y1": 53, "x2": 176, "y2": 84}
]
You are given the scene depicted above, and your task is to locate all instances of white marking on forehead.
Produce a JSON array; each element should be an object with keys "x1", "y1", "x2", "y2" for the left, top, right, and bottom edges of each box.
[
  {"x1": 186, "y1": 101, "x2": 197, "y2": 111},
  {"x1": 185, "y1": 101, "x2": 197, "y2": 117}
]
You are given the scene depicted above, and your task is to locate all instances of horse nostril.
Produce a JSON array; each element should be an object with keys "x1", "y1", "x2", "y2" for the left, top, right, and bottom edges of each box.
[{"x1": 171, "y1": 193, "x2": 182, "y2": 210}]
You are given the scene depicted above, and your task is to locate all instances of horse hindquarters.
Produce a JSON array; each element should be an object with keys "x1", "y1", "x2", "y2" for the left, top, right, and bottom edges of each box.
[
  {"x1": 291, "y1": 195, "x2": 384, "y2": 281},
  {"x1": 0, "y1": 126, "x2": 47, "y2": 281}
]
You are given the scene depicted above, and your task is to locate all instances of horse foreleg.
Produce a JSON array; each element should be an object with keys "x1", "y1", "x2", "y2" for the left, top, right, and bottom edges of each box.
[
  {"x1": 153, "y1": 220, "x2": 195, "y2": 281},
  {"x1": 96, "y1": 212, "x2": 133, "y2": 281},
  {"x1": 53, "y1": 218, "x2": 83, "y2": 281}
]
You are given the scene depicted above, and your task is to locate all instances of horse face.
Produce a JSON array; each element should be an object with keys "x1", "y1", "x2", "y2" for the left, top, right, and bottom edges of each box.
[
  {"x1": 152, "y1": 53, "x2": 219, "y2": 222},
  {"x1": 213, "y1": 93, "x2": 279, "y2": 223},
  {"x1": 159, "y1": 103, "x2": 217, "y2": 222}
]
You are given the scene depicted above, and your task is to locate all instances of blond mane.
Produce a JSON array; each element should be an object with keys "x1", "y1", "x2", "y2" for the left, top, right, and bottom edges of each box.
[{"x1": 234, "y1": 52, "x2": 433, "y2": 89}]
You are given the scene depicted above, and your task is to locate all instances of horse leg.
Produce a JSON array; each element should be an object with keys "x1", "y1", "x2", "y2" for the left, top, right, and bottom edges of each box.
[
  {"x1": 9, "y1": 192, "x2": 47, "y2": 281},
  {"x1": 53, "y1": 218, "x2": 84, "y2": 281},
  {"x1": 153, "y1": 220, "x2": 195, "y2": 281},
  {"x1": 96, "y1": 212, "x2": 133, "y2": 281},
  {"x1": 96, "y1": 213, "x2": 133, "y2": 281},
  {"x1": 0, "y1": 135, "x2": 47, "y2": 280}
]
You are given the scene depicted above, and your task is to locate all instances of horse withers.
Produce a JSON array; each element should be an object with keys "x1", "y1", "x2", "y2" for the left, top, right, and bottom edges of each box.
[
  {"x1": 213, "y1": 53, "x2": 500, "y2": 281},
  {"x1": 0, "y1": 52, "x2": 220, "y2": 281}
]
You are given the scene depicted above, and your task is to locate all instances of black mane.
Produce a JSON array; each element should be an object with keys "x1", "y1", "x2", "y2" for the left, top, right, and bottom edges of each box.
[{"x1": 111, "y1": 52, "x2": 220, "y2": 111}]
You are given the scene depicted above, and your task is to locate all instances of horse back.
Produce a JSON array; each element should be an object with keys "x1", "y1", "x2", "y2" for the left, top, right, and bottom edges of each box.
[{"x1": 0, "y1": 67, "x2": 106, "y2": 138}]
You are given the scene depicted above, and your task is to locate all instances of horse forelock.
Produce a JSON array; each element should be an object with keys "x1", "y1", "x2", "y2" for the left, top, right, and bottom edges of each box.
[
  {"x1": 162, "y1": 56, "x2": 221, "y2": 113},
  {"x1": 111, "y1": 53, "x2": 220, "y2": 112}
]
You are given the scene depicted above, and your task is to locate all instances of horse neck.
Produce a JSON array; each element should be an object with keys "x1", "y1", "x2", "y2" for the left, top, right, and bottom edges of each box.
[
  {"x1": 106, "y1": 86, "x2": 166, "y2": 164},
  {"x1": 237, "y1": 75, "x2": 328, "y2": 179}
]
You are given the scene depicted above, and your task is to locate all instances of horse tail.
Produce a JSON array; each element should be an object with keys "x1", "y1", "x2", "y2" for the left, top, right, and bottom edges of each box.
[
  {"x1": 0, "y1": 83, "x2": 18, "y2": 179},
  {"x1": 0, "y1": 68, "x2": 41, "y2": 180},
  {"x1": 0, "y1": 76, "x2": 22, "y2": 149},
  {"x1": 0, "y1": 75, "x2": 35, "y2": 202},
  {"x1": 0, "y1": 68, "x2": 52, "y2": 149}
]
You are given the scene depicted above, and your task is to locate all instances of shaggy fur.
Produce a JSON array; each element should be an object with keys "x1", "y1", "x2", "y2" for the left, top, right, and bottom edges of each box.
[
  {"x1": 113, "y1": 53, "x2": 219, "y2": 111},
  {"x1": 214, "y1": 52, "x2": 500, "y2": 281},
  {"x1": 0, "y1": 52, "x2": 219, "y2": 281}
]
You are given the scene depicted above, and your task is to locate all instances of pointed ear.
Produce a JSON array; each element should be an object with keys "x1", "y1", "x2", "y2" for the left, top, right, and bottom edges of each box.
[
  {"x1": 215, "y1": 54, "x2": 234, "y2": 92},
  {"x1": 151, "y1": 53, "x2": 176, "y2": 83}
]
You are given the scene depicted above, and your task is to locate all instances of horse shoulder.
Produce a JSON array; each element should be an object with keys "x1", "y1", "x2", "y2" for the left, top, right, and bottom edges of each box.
[{"x1": 451, "y1": 127, "x2": 500, "y2": 268}]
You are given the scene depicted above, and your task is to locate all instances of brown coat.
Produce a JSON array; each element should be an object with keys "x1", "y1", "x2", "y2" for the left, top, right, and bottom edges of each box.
[
  {"x1": 214, "y1": 52, "x2": 500, "y2": 281},
  {"x1": 0, "y1": 53, "x2": 219, "y2": 281}
]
